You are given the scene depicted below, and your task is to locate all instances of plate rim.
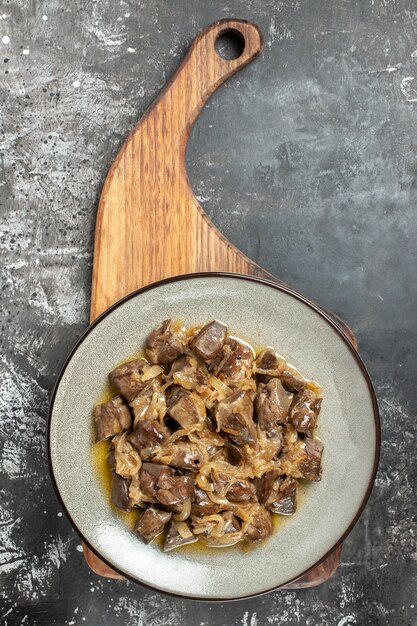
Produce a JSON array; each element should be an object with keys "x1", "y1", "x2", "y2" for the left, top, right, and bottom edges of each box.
[{"x1": 47, "y1": 271, "x2": 381, "y2": 601}]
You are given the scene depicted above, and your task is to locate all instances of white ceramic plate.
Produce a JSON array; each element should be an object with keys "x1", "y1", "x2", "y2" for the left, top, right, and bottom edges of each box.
[{"x1": 48, "y1": 273, "x2": 380, "y2": 600}]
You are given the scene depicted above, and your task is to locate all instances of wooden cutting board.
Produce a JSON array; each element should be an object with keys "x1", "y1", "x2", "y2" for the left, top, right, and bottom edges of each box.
[{"x1": 86, "y1": 18, "x2": 353, "y2": 588}]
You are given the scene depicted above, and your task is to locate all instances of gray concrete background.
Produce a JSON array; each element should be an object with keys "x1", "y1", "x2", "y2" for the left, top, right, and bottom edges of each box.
[{"x1": 1, "y1": 1, "x2": 416, "y2": 624}]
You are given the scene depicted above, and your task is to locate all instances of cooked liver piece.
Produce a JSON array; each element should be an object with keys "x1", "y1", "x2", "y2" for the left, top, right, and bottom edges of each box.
[
  {"x1": 109, "y1": 359, "x2": 149, "y2": 403},
  {"x1": 279, "y1": 369, "x2": 306, "y2": 393},
  {"x1": 162, "y1": 442, "x2": 204, "y2": 470},
  {"x1": 111, "y1": 471, "x2": 132, "y2": 512},
  {"x1": 165, "y1": 385, "x2": 188, "y2": 408},
  {"x1": 226, "y1": 442, "x2": 244, "y2": 466},
  {"x1": 256, "y1": 348, "x2": 280, "y2": 371},
  {"x1": 215, "y1": 390, "x2": 257, "y2": 445},
  {"x1": 166, "y1": 355, "x2": 209, "y2": 390},
  {"x1": 217, "y1": 337, "x2": 253, "y2": 385},
  {"x1": 163, "y1": 521, "x2": 198, "y2": 551},
  {"x1": 190, "y1": 320, "x2": 227, "y2": 362},
  {"x1": 255, "y1": 348, "x2": 285, "y2": 381},
  {"x1": 166, "y1": 386, "x2": 205, "y2": 428},
  {"x1": 222, "y1": 511, "x2": 241, "y2": 533},
  {"x1": 139, "y1": 463, "x2": 172, "y2": 497},
  {"x1": 191, "y1": 486, "x2": 221, "y2": 516},
  {"x1": 263, "y1": 473, "x2": 297, "y2": 515},
  {"x1": 256, "y1": 378, "x2": 291, "y2": 436},
  {"x1": 280, "y1": 438, "x2": 323, "y2": 481},
  {"x1": 156, "y1": 474, "x2": 194, "y2": 511},
  {"x1": 138, "y1": 462, "x2": 194, "y2": 511},
  {"x1": 226, "y1": 479, "x2": 255, "y2": 503},
  {"x1": 261, "y1": 469, "x2": 280, "y2": 503},
  {"x1": 245, "y1": 503, "x2": 273, "y2": 542},
  {"x1": 290, "y1": 389, "x2": 322, "y2": 437},
  {"x1": 94, "y1": 395, "x2": 132, "y2": 442},
  {"x1": 300, "y1": 439, "x2": 323, "y2": 481},
  {"x1": 145, "y1": 319, "x2": 184, "y2": 365},
  {"x1": 135, "y1": 507, "x2": 172, "y2": 543},
  {"x1": 128, "y1": 420, "x2": 168, "y2": 458}
]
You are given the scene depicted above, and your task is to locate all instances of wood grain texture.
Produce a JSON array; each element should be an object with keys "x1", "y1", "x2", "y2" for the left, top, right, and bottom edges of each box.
[
  {"x1": 86, "y1": 18, "x2": 351, "y2": 589},
  {"x1": 91, "y1": 19, "x2": 266, "y2": 321}
]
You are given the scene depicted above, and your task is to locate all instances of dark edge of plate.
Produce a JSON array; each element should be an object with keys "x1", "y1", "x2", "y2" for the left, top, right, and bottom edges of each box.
[{"x1": 46, "y1": 271, "x2": 381, "y2": 602}]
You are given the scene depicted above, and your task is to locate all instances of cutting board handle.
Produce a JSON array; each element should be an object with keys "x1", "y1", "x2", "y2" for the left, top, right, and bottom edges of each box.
[
  {"x1": 91, "y1": 19, "x2": 264, "y2": 318},
  {"x1": 164, "y1": 19, "x2": 263, "y2": 145}
]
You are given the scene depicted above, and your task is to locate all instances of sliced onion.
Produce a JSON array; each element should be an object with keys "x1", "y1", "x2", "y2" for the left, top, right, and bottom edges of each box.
[
  {"x1": 201, "y1": 532, "x2": 243, "y2": 547},
  {"x1": 173, "y1": 498, "x2": 191, "y2": 522},
  {"x1": 113, "y1": 432, "x2": 142, "y2": 478},
  {"x1": 176, "y1": 521, "x2": 193, "y2": 539},
  {"x1": 208, "y1": 375, "x2": 232, "y2": 397},
  {"x1": 141, "y1": 365, "x2": 164, "y2": 381},
  {"x1": 206, "y1": 491, "x2": 230, "y2": 506}
]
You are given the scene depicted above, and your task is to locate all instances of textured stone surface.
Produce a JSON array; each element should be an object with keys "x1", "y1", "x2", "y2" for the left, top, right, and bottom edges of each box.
[{"x1": 0, "y1": 1, "x2": 416, "y2": 624}]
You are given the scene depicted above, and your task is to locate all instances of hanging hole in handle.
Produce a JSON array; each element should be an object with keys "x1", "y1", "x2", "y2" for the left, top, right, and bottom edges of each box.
[{"x1": 214, "y1": 28, "x2": 246, "y2": 60}]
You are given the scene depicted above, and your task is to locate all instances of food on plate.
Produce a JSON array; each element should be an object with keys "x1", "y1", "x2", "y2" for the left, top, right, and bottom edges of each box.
[{"x1": 93, "y1": 319, "x2": 323, "y2": 551}]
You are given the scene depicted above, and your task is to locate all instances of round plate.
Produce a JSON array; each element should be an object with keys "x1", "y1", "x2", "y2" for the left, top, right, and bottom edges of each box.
[{"x1": 48, "y1": 273, "x2": 380, "y2": 600}]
